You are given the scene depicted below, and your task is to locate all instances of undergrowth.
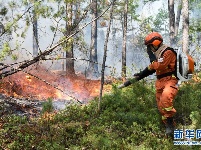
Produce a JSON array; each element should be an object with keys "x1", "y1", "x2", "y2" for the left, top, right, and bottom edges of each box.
[{"x1": 0, "y1": 79, "x2": 201, "y2": 150}]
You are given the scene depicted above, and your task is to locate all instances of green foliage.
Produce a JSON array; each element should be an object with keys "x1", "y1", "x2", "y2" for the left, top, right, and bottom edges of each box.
[
  {"x1": 143, "y1": 0, "x2": 157, "y2": 3},
  {"x1": 0, "y1": 42, "x2": 11, "y2": 60},
  {"x1": 153, "y1": 8, "x2": 168, "y2": 31},
  {"x1": 0, "y1": 80, "x2": 201, "y2": 149},
  {"x1": 140, "y1": 8, "x2": 168, "y2": 34},
  {"x1": 42, "y1": 98, "x2": 54, "y2": 113},
  {"x1": 0, "y1": 7, "x2": 8, "y2": 16},
  {"x1": 174, "y1": 81, "x2": 201, "y2": 128}
]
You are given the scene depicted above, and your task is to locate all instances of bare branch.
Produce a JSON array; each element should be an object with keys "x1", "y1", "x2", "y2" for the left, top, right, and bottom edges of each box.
[{"x1": 99, "y1": 0, "x2": 116, "y2": 110}]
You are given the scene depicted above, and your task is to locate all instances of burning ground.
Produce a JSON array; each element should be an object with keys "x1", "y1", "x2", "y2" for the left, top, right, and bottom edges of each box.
[
  {"x1": 0, "y1": 66, "x2": 112, "y2": 116},
  {"x1": 0, "y1": 66, "x2": 102, "y2": 101}
]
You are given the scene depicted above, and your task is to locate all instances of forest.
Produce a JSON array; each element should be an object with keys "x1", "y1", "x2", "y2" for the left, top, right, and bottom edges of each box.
[{"x1": 0, "y1": 0, "x2": 201, "y2": 149}]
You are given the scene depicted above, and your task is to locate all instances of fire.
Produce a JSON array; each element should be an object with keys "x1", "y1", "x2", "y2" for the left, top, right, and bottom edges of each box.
[
  {"x1": 25, "y1": 75, "x2": 32, "y2": 81},
  {"x1": 55, "y1": 90, "x2": 72, "y2": 100},
  {"x1": 0, "y1": 66, "x2": 105, "y2": 103}
]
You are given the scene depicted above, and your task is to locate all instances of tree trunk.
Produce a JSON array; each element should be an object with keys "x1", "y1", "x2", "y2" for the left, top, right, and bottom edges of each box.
[
  {"x1": 89, "y1": 0, "x2": 98, "y2": 78},
  {"x1": 175, "y1": 0, "x2": 182, "y2": 36},
  {"x1": 121, "y1": 0, "x2": 128, "y2": 78},
  {"x1": 66, "y1": 2, "x2": 75, "y2": 76},
  {"x1": 168, "y1": 0, "x2": 175, "y2": 47},
  {"x1": 182, "y1": 0, "x2": 189, "y2": 53},
  {"x1": 33, "y1": 1, "x2": 38, "y2": 57},
  {"x1": 99, "y1": 0, "x2": 116, "y2": 111},
  {"x1": 0, "y1": 22, "x2": 4, "y2": 36}
]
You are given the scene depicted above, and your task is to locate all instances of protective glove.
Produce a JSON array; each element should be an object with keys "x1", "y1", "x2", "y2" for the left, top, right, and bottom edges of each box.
[
  {"x1": 133, "y1": 67, "x2": 156, "y2": 81},
  {"x1": 147, "y1": 45, "x2": 156, "y2": 63},
  {"x1": 133, "y1": 72, "x2": 141, "y2": 80}
]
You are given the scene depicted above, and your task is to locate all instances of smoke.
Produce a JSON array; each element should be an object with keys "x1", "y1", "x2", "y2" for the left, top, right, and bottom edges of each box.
[{"x1": 3, "y1": 0, "x2": 200, "y2": 80}]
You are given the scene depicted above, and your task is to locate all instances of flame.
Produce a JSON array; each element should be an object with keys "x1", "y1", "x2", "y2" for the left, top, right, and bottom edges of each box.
[
  {"x1": 55, "y1": 90, "x2": 72, "y2": 100},
  {"x1": 25, "y1": 75, "x2": 32, "y2": 82},
  {"x1": 0, "y1": 66, "x2": 105, "y2": 103}
]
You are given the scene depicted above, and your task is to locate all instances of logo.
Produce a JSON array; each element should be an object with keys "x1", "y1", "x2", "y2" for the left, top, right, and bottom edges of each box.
[{"x1": 173, "y1": 129, "x2": 201, "y2": 145}]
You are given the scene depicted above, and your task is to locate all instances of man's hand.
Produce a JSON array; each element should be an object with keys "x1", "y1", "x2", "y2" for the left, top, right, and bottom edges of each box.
[
  {"x1": 133, "y1": 73, "x2": 141, "y2": 81},
  {"x1": 147, "y1": 45, "x2": 156, "y2": 63}
]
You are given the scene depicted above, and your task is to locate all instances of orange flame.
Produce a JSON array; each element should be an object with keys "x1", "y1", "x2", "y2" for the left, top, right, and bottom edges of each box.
[{"x1": 0, "y1": 66, "x2": 103, "y2": 103}]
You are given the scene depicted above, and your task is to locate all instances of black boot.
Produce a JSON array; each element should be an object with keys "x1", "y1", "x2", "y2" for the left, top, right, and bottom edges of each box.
[{"x1": 165, "y1": 117, "x2": 174, "y2": 136}]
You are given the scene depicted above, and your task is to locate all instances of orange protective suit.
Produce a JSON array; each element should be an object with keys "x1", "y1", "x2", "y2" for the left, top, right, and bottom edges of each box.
[{"x1": 149, "y1": 49, "x2": 178, "y2": 122}]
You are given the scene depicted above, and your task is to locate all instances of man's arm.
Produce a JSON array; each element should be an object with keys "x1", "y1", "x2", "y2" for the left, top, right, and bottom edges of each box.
[
  {"x1": 118, "y1": 67, "x2": 155, "y2": 88},
  {"x1": 134, "y1": 67, "x2": 156, "y2": 81}
]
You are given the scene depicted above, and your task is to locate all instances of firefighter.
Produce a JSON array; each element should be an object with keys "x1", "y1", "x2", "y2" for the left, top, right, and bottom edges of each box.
[{"x1": 119, "y1": 32, "x2": 178, "y2": 136}]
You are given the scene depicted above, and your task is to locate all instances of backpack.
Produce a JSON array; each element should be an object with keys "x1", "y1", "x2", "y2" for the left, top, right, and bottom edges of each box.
[{"x1": 169, "y1": 48, "x2": 195, "y2": 81}]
